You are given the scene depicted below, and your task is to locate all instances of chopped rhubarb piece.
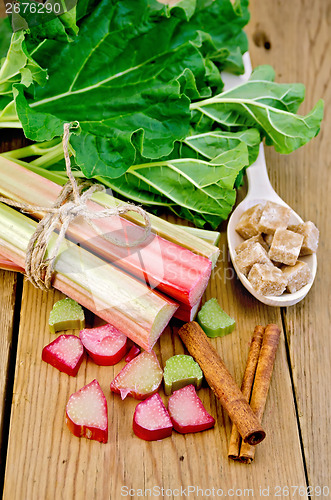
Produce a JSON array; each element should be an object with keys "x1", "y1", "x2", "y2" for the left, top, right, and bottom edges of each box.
[
  {"x1": 80, "y1": 324, "x2": 128, "y2": 366},
  {"x1": 42, "y1": 335, "x2": 84, "y2": 376},
  {"x1": 163, "y1": 355, "x2": 203, "y2": 395},
  {"x1": 125, "y1": 345, "x2": 140, "y2": 363},
  {"x1": 133, "y1": 394, "x2": 173, "y2": 441},
  {"x1": 168, "y1": 385, "x2": 215, "y2": 434},
  {"x1": 66, "y1": 379, "x2": 108, "y2": 443},
  {"x1": 49, "y1": 298, "x2": 85, "y2": 334},
  {"x1": 110, "y1": 351, "x2": 163, "y2": 400},
  {"x1": 197, "y1": 298, "x2": 235, "y2": 338}
]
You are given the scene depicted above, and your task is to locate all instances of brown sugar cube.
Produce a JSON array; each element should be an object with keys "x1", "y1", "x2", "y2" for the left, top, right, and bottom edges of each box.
[
  {"x1": 288, "y1": 221, "x2": 319, "y2": 255},
  {"x1": 235, "y1": 204, "x2": 263, "y2": 239},
  {"x1": 281, "y1": 261, "x2": 312, "y2": 293},
  {"x1": 235, "y1": 242, "x2": 272, "y2": 276},
  {"x1": 268, "y1": 228, "x2": 304, "y2": 266},
  {"x1": 248, "y1": 263, "x2": 287, "y2": 296},
  {"x1": 236, "y1": 234, "x2": 269, "y2": 255},
  {"x1": 258, "y1": 201, "x2": 291, "y2": 235}
]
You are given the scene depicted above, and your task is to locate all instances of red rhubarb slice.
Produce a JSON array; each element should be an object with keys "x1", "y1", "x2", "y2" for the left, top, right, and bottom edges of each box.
[
  {"x1": 133, "y1": 394, "x2": 173, "y2": 441},
  {"x1": 110, "y1": 351, "x2": 163, "y2": 400},
  {"x1": 125, "y1": 345, "x2": 140, "y2": 363},
  {"x1": 66, "y1": 379, "x2": 108, "y2": 443},
  {"x1": 168, "y1": 385, "x2": 215, "y2": 434},
  {"x1": 42, "y1": 335, "x2": 84, "y2": 376},
  {"x1": 80, "y1": 324, "x2": 128, "y2": 366}
]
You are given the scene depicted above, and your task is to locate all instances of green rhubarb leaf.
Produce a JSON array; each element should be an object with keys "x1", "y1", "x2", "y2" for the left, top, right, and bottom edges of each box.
[
  {"x1": 24, "y1": 11, "x2": 78, "y2": 46},
  {"x1": 197, "y1": 298, "x2": 235, "y2": 338},
  {"x1": 0, "y1": 31, "x2": 47, "y2": 97},
  {"x1": 170, "y1": 0, "x2": 197, "y2": 21},
  {"x1": 76, "y1": 0, "x2": 103, "y2": 21},
  {"x1": 0, "y1": 4, "x2": 79, "y2": 100},
  {"x1": 105, "y1": 142, "x2": 249, "y2": 228},
  {"x1": 0, "y1": 8, "x2": 79, "y2": 126},
  {"x1": 101, "y1": 175, "x2": 173, "y2": 208},
  {"x1": 13, "y1": 0, "x2": 216, "y2": 178},
  {"x1": 174, "y1": 0, "x2": 250, "y2": 76},
  {"x1": 163, "y1": 355, "x2": 203, "y2": 396},
  {"x1": 184, "y1": 128, "x2": 261, "y2": 165},
  {"x1": 49, "y1": 297, "x2": 85, "y2": 334},
  {"x1": 0, "y1": 18, "x2": 13, "y2": 60},
  {"x1": 192, "y1": 69, "x2": 324, "y2": 153},
  {"x1": 10, "y1": 0, "x2": 78, "y2": 41},
  {"x1": 12, "y1": 0, "x2": 252, "y2": 177},
  {"x1": 249, "y1": 64, "x2": 275, "y2": 82}
]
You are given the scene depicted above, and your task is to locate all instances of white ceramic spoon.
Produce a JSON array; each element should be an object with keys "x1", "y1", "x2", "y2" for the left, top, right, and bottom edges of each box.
[{"x1": 227, "y1": 143, "x2": 317, "y2": 306}]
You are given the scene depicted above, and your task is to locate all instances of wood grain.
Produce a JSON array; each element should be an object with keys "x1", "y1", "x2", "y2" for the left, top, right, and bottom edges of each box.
[
  {"x1": 3, "y1": 270, "x2": 307, "y2": 499},
  {"x1": 2, "y1": 0, "x2": 330, "y2": 497},
  {"x1": 0, "y1": 271, "x2": 17, "y2": 452},
  {"x1": 0, "y1": 127, "x2": 26, "y2": 476},
  {"x1": 247, "y1": 0, "x2": 331, "y2": 487}
]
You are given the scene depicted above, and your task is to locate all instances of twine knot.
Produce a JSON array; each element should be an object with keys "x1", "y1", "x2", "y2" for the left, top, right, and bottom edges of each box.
[{"x1": 0, "y1": 122, "x2": 151, "y2": 291}]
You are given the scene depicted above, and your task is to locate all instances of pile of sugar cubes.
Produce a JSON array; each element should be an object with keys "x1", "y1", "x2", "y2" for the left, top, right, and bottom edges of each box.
[{"x1": 234, "y1": 201, "x2": 319, "y2": 296}]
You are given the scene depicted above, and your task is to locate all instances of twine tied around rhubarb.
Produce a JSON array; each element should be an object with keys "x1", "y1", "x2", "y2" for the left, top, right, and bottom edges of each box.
[{"x1": 0, "y1": 122, "x2": 151, "y2": 291}]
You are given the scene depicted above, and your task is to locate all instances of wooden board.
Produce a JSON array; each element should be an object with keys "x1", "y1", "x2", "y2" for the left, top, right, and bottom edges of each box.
[
  {"x1": 0, "y1": 129, "x2": 26, "y2": 479},
  {"x1": 1, "y1": 0, "x2": 331, "y2": 497},
  {"x1": 246, "y1": 0, "x2": 331, "y2": 488},
  {"x1": 3, "y1": 274, "x2": 307, "y2": 499},
  {"x1": 0, "y1": 271, "x2": 17, "y2": 453}
]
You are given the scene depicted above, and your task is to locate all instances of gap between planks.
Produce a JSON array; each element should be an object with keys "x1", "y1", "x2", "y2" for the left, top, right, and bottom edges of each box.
[
  {"x1": 281, "y1": 308, "x2": 309, "y2": 486},
  {"x1": 0, "y1": 273, "x2": 23, "y2": 495}
]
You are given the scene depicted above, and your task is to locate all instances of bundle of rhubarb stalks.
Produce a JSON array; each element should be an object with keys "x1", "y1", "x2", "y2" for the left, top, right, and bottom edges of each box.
[{"x1": 0, "y1": 154, "x2": 220, "y2": 351}]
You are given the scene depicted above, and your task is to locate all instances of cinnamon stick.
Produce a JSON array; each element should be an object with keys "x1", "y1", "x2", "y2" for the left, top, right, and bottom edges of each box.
[
  {"x1": 228, "y1": 325, "x2": 264, "y2": 460},
  {"x1": 178, "y1": 322, "x2": 266, "y2": 446},
  {"x1": 239, "y1": 323, "x2": 281, "y2": 463}
]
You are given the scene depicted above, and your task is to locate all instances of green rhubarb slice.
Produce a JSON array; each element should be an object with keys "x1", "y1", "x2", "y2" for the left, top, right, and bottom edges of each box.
[
  {"x1": 197, "y1": 298, "x2": 235, "y2": 338},
  {"x1": 49, "y1": 298, "x2": 85, "y2": 334},
  {"x1": 163, "y1": 355, "x2": 203, "y2": 395}
]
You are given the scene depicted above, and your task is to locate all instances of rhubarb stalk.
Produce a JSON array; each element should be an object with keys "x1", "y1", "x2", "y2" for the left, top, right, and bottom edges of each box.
[
  {"x1": 0, "y1": 254, "x2": 23, "y2": 273},
  {"x1": 0, "y1": 156, "x2": 212, "y2": 307},
  {"x1": 0, "y1": 202, "x2": 177, "y2": 351},
  {"x1": 0, "y1": 248, "x2": 199, "y2": 323},
  {"x1": 0, "y1": 144, "x2": 220, "y2": 266}
]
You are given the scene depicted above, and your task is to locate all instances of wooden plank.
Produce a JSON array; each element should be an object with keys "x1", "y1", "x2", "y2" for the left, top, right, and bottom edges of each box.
[
  {"x1": 0, "y1": 271, "x2": 17, "y2": 453},
  {"x1": 246, "y1": 0, "x2": 331, "y2": 487},
  {"x1": 0, "y1": 128, "x2": 26, "y2": 476},
  {"x1": 3, "y1": 261, "x2": 307, "y2": 499},
  {"x1": 1, "y1": 1, "x2": 319, "y2": 496}
]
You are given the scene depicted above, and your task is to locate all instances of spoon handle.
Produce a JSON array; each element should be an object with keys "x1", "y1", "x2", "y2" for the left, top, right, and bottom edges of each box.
[{"x1": 246, "y1": 143, "x2": 278, "y2": 201}]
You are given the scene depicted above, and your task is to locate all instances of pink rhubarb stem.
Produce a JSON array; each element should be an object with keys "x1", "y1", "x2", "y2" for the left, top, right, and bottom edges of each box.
[
  {"x1": 0, "y1": 205, "x2": 178, "y2": 351},
  {"x1": 0, "y1": 157, "x2": 211, "y2": 306}
]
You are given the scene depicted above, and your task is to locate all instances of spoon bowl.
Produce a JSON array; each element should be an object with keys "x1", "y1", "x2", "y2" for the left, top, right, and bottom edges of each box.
[{"x1": 227, "y1": 144, "x2": 317, "y2": 307}]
